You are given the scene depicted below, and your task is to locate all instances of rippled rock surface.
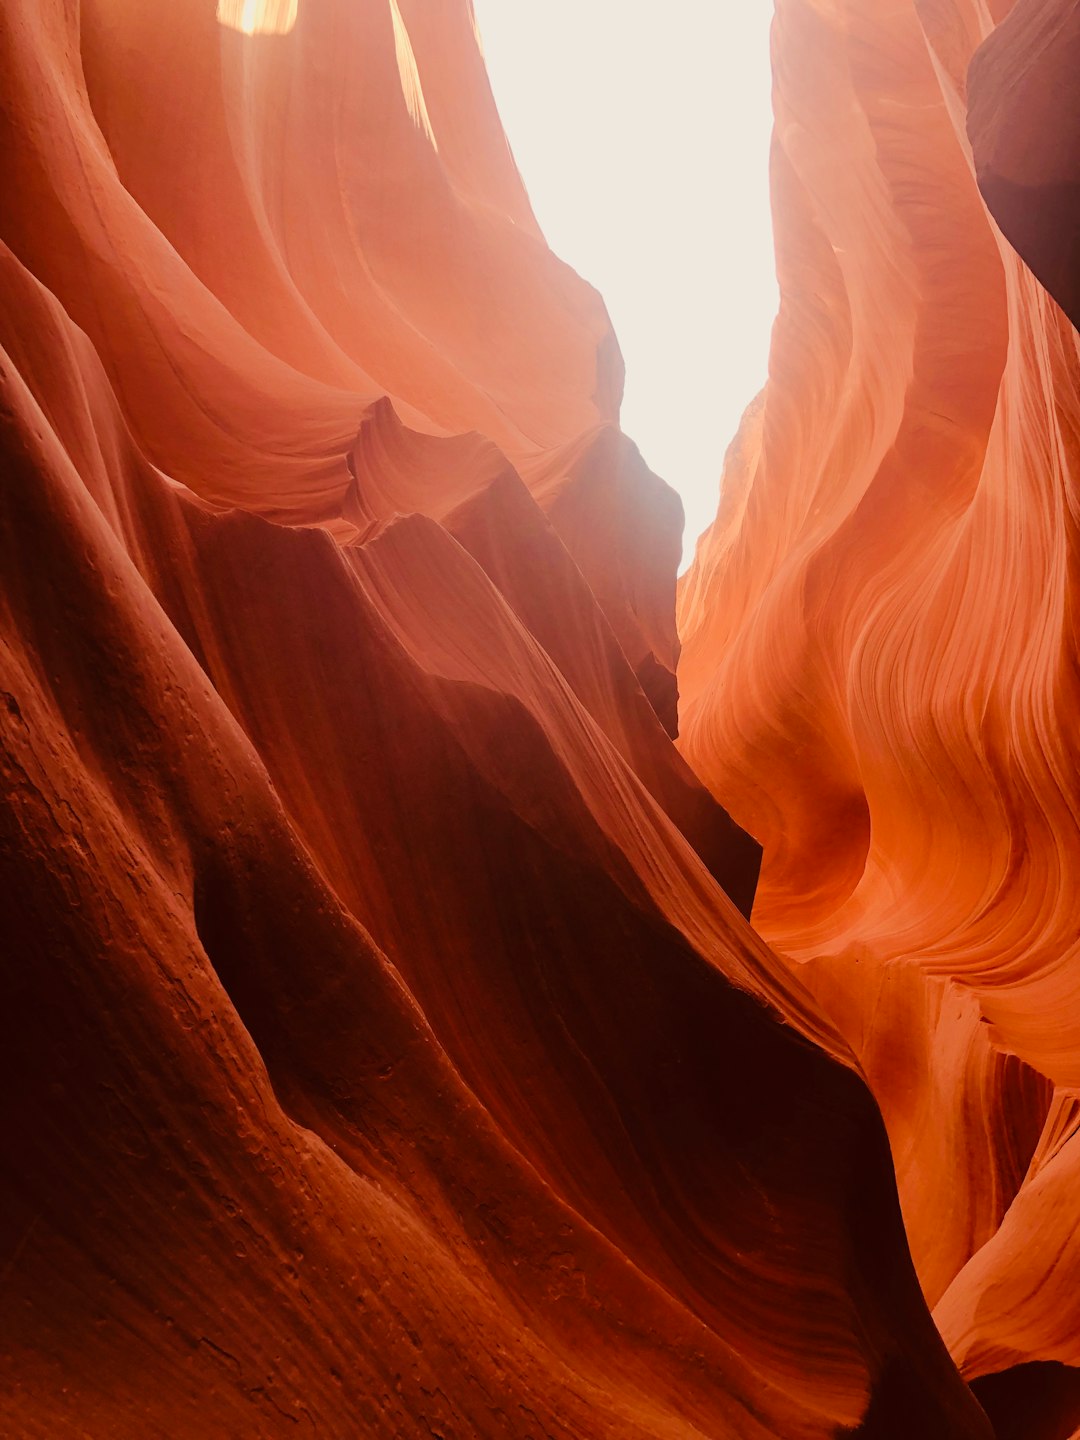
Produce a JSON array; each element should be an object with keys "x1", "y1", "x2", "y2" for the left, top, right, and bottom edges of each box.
[
  {"x1": 680, "y1": 1, "x2": 1080, "y2": 1431},
  {"x1": 5, "y1": 0, "x2": 1071, "y2": 1434}
]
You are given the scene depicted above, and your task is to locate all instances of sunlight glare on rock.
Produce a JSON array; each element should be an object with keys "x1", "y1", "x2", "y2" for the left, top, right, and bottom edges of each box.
[{"x1": 216, "y1": 0, "x2": 298, "y2": 36}]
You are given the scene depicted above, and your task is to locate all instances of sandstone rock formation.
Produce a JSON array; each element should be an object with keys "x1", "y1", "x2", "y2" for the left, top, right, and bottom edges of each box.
[
  {"x1": 679, "y1": 1, "x2": 1080, "y2": 1434},
  {"x1": 2, "y1": 0, "x2": 1072, "y2": 1435},
  {"x1": 968, "y1": 0, "x2": 1080, "y2": 331}
]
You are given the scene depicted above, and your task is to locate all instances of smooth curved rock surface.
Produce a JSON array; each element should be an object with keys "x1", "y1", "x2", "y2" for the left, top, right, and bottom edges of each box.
[
  {"x1": 680, "y1": 0, "x2": 1080, "y2": 1428},
  {"x1": 968, "y1": 0, "x2": 1080, "y2": 330},
  {"x1": 0, "y1": 0, "x2": 998, "y2": 1436}
]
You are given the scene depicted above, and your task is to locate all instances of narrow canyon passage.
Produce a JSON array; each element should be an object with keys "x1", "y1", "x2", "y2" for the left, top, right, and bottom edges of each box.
[{"x1": 1, "y1": 1, "x2": 1079, "y2": 1437}]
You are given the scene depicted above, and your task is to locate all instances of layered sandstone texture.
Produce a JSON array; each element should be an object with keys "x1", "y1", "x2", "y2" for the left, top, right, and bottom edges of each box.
[
  {"x1": 0, "y1": 0, "x2": 1058, "y2": 1436},
  {"x1": 0, "y1": 0, "x2": 982, "y2": 1435},
  {"x1": 679, "y1": 0, "x2": 1080, "y2": 1435}
]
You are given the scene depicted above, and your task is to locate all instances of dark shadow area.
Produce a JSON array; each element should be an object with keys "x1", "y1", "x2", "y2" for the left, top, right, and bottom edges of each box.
[{"x1": 971, "y1": 1361, "x2": 1080, "y2": 1440}]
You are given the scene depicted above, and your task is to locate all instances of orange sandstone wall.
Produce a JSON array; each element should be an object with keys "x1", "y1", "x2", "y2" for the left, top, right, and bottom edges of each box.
[
  {"x1": 0, "y1": 0, "x2": 996, "y2": 1436},
  {"x1": 679, "y1": 0, "x2": 1080, "y2": 1428}
]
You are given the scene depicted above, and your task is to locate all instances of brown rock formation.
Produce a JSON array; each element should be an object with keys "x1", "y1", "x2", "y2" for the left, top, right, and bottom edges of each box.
[
  {"x1": 968, "y1": 0, "x2": 1080, "y2": 330},
  {"x1": 7, "y1": 0, "x2": 1075, "y2": 1433},
  {"x1": 680, "y1": 0, "x2": 1080, "y2": 1430}
]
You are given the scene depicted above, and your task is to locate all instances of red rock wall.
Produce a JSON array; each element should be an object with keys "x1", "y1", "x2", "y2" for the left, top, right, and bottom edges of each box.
[
  {"x1": 0, "y1": 2, "x2": 976, "y2": 1438},
  {"x1": 5, "y1": 0, "x2": 1063, "y2": 1433},
  {"x1": 679, "y1": 0, "x2": 1080, "y2": 1428}
]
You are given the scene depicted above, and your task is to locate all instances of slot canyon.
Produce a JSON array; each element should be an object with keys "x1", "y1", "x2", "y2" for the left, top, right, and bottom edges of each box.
[{"x1": 2, "y1": 0, "x2": 1079, "y2": 1435}]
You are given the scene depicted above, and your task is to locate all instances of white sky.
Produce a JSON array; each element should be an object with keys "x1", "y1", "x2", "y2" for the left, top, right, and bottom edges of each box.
[{"x1": 471, "y1": 2, "x2": 778, "y2": 567}]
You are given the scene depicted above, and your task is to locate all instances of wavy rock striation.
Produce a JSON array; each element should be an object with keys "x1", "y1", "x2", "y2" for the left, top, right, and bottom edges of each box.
[
  {"x1": 680, "y1": 0, "x2": 1080, "y2": 1431},
  {"x1": 0, "y1": 0, "x2": 1006, "y2": 1435}
]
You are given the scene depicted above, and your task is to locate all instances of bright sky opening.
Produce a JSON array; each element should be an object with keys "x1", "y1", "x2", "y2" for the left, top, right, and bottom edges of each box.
[{"x1": 471, "y1": 2, "x2": 779, "y2": 568}]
